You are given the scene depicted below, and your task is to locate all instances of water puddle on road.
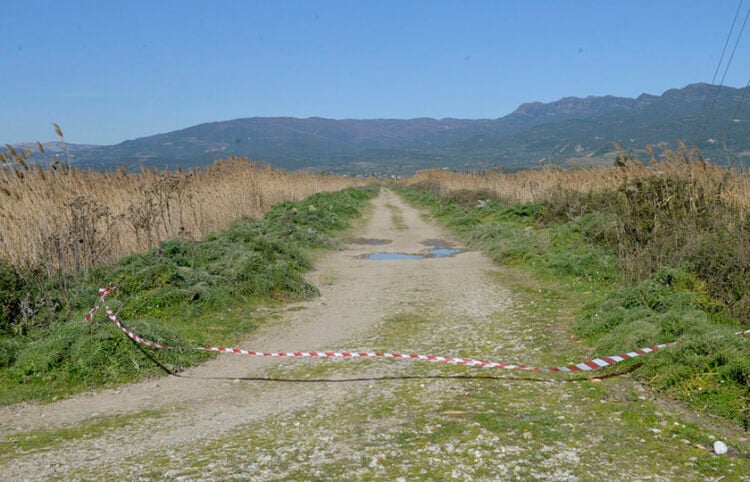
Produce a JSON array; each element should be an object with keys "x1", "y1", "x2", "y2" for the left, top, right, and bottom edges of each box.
[
  {"x1": 429, "y1": 248, "x2": 461, "y2": 257},
  {"x1": 360, "y1": 239, "x2": 463, "y2": 260}
]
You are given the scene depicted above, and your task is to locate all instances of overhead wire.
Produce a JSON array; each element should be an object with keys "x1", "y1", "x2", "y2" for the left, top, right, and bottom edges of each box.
[
  {"x1": 693, "y1": 0, "x2": 746, "y2": 144},
  {"x1": 717, "y1": 4, "x2": 749, "y2": 88},
  {"x1": 709, "y1": 2, "x2": 744, "y2": 88},
  {"x1": 716, "y1": 4, "x2": 750, "y2": 168}
]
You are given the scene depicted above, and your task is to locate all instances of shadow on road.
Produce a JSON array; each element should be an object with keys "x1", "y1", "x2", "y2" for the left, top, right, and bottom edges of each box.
[{"x1": 166, "y1": 370, "x2": 633, "y2": 384}]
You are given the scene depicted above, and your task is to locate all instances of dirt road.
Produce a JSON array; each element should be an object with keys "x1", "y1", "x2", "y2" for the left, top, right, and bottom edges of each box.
[{"x1": 1, "y1": 189, "x2": 747, "y2": 480}]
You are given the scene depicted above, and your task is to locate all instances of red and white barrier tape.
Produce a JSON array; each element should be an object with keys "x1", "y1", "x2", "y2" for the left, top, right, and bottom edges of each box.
[{"x1": 88, "y1": 287, "x2": 750, "y2": 373}]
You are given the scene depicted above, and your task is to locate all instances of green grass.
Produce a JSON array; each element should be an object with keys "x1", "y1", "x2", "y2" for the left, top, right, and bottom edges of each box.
[
  {"x1": 398, "y1": 187, "x2": 619, "y2": 288},
  {"x1": 578, "y1": 268, "x2": 750, "y2": 428},
  {"x1": 0, "y1": 186, "x2": 379, "y2": 405},
  {"x1": 397, "y1": 185, "x2": 750, "y2": 429}
]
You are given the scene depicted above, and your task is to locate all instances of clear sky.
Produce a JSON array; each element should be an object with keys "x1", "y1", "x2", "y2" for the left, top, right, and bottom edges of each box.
[{"x1": 3, "y1": 0, "x2": 750, "y2": 145}]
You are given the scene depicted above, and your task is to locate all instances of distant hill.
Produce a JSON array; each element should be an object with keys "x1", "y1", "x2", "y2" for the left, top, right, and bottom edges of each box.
[{"x1": 5, "y1": 83, "x2": 750, "y2": 174}]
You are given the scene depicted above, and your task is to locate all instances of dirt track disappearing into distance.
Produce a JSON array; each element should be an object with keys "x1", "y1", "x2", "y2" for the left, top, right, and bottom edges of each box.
[{"x1": 1, "y1": 189, "x2": 748, "y2": 480}]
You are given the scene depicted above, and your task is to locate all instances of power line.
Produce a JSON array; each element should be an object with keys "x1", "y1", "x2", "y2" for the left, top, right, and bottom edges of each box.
[
  {"x1": 718, "y1": 6, "x2": 750, "y2": 88},
  {"x1": 717, "y1": 6, "x2": 750, "y2": 167},
  {"x1": 693, "y1": 0, "x2": 747, "y2": 144},
  {"x1": 711, "y1": 0, "x2": 744, "y2": 86}
]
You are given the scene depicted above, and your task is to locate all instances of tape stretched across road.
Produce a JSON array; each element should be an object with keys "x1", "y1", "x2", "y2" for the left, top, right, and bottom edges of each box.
[{"x1": 88, "y1": 288, "x2": 750, "y2": 373}]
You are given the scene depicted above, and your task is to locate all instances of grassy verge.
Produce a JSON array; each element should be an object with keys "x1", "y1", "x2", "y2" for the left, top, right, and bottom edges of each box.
[
  {"x1": 0, "y1": 186, "x2": 378, "y2": 405},
  {"x1": 397, "y1": 186, "x2": 750, "y2": 429}
]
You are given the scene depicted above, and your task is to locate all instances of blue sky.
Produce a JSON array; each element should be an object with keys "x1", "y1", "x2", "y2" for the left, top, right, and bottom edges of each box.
[{"x1": 3, "y1": 0, "x2": 750, "y2": 145}]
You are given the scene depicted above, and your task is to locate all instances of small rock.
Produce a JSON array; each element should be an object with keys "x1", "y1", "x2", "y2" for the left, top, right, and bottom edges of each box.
[
  {"x1": 522, "y1": 431, "x2": 533, "y2": 440},
  {"x1": 713, "y1": 440, "x2": 728, "y2": 455}
]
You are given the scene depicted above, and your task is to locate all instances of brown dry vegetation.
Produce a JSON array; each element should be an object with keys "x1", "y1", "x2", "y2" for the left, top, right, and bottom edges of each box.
[
  {"x1": 0, "y1": 155, "x2": 366, "y2": 275},
  {"x1": 405, "y1": 144, "x2": 750, "y2": 212}
]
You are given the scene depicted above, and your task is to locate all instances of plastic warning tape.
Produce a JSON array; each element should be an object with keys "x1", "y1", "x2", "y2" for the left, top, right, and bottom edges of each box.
[{"x1": 88, "y1": 288, "x2": 750, "y2": 373}]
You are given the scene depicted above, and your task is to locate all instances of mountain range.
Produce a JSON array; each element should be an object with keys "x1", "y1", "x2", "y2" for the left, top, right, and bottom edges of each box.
[{"x1": 6, "y1": 83, "x2": 750, "y2": 174}]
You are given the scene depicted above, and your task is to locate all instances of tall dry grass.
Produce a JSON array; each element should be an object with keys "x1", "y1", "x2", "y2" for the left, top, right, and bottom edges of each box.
[
  {"x1": 0, "y1": 155, "x2": 366, "y2": 275},
  {"x1": 404, "y1": 144, "x2": 750, "y2": 214}
]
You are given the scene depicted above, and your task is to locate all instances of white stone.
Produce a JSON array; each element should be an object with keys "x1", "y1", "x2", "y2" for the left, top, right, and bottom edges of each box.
[{"x1": 713, "y1": 440, "x2": 728, "y2": 455}]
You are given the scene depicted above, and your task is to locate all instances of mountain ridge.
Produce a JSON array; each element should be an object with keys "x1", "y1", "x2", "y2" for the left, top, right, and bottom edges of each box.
[{"x1": 5, "y1": 83, "x2": 749, "y2": 174}]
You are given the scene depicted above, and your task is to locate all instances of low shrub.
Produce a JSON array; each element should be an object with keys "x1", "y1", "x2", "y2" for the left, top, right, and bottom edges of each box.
[{"x1": 0, "y1": 260, "x2": 24, "y2": 333}]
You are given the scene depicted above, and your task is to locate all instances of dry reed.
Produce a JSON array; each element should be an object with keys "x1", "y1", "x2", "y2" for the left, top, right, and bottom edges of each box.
[
  {"x1": 0, "y1": 156, "x2": 367, "y2": 274},
  {"x1": 403, "y1": 143, "x2": 750, "y2": 215}
]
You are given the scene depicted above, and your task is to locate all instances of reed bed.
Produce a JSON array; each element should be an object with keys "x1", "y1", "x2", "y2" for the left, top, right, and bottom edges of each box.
[
  {"x1": 0, "y1": 156, "x2": 366, "y2": 274},
  {"x1": 404, "y1": 148, "x2": 750, "y2": 214}
]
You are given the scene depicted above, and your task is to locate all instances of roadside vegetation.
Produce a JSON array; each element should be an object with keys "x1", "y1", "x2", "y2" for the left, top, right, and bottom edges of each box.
[
  {"x1": 398, "y1": 146, "x2": 750, "y2": 429},
  {"x1": 0, "y1": 184, "x2": 378, "y2": 405},
  {"x1": 1, "y1": 132, "x2": 371, "y2": 403},
  {"x1": 1, "y1": 134, "x2": 366, "y2": 273}
]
